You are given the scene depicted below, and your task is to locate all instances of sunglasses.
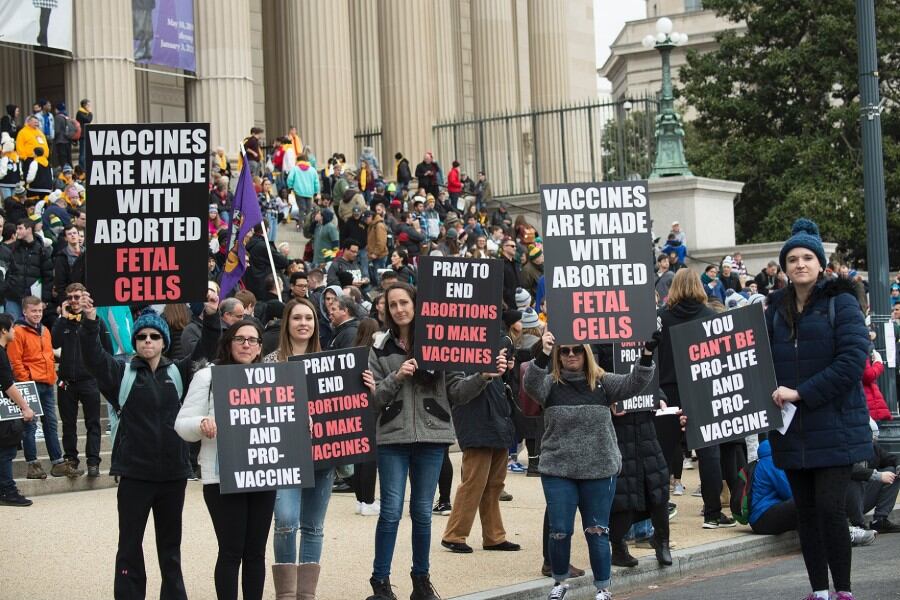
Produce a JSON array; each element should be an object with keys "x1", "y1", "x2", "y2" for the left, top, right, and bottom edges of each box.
[
  {"x1": 559, "y1": 346, "x2": 585, "y2": 356},
  {"x1": 66, "y1": 295, "x2": 82, "y2": 301},
  {"x1": 135, "y1": 333, "x2": 162, "y2": 341},
  {"x1": 232, "y1": 336, "x2": 261, "y2": 347}
]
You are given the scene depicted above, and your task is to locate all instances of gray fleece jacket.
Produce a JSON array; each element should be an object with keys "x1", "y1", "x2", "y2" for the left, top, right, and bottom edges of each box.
[
  {"x1": 524, "y1": 351, "x2": 655, "y2": 480},
  {"x1": 368, "y1": 330, "x2": 491, "y2": 445}
]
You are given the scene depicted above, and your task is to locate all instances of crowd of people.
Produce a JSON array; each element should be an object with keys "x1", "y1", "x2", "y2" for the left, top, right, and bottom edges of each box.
[{"x1": 0, "y1": 113, "x2": 897, "y2": 600}]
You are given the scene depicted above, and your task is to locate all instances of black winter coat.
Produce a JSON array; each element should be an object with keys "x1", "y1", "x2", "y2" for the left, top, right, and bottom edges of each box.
[
  {"x1": 452, "y1": 377, "x2": 515, "y2": 450},
  {"x1": 243, "y1": 235, "x2": 289, "y2": 299},
  {"x1": 502, "y1": 257, "x2": 520, "y2": 310},
  {"x1": 330, "y1": 318, "x2": 360, "y2": 350},
  {"x1": 52, "y1": 315, "x2": 111, "y2": 384},
  {"x1": 657, "y1": 300, "x2": 717, "y2": 388},
  {"x1": 611, "y1": 411, "x2": 669, "y2": 513},
  {"x1": 6, "y1": 238, "x2": 52, "y2": 303}
]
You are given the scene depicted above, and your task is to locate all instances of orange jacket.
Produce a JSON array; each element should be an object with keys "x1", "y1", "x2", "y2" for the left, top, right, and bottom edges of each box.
[{"x1": 7, "y1": 322, "x2": 56, "y2": 385}]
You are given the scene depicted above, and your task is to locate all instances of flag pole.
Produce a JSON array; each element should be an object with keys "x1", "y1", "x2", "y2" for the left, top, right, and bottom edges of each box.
[{"x1": 239, "y1": 144, "x2": 285, "y2": 300}]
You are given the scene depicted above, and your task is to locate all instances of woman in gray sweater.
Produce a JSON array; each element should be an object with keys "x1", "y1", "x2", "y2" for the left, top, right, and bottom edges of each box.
[{"x1": 524, "y1": 330, "x2": 657, "y2": 600}]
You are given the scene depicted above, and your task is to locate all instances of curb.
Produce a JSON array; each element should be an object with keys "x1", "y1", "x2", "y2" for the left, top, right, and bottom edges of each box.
[{"x1": 450, "y1": 505, "x2": 900, "y2": 600}]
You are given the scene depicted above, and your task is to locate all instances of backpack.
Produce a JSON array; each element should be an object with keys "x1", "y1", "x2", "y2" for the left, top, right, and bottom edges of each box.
[
  {"x1": 730, "y1": 459, "x2": 759, "y2": 525},
  {"x1": 517, "y1": 361, "x2": 543, "y2": 417},
  {"x1": 108, "y1": 362, "x2": 183, "y2": 443}
]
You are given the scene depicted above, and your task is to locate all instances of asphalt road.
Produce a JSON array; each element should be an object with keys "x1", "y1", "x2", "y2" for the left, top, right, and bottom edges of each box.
[{"x1": 619, "y1": 531, "x2": 900, "y2": 600}]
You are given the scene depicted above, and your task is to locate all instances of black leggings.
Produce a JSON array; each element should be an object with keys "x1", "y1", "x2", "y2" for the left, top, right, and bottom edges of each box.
[
  {"x1": 203, "y1": 484, "x2": 277, "y2": 600},
  {"x1": 353, "y1": 460, "x2": 378, "y2": 504},
  {"x1": 785, "y1": 467, "x2": 853, "y2": 593},
  {"x1": 750, "y1": 499, "x2": 797, "y2": 536},
  {"x1": 609, "y1": 502, "x2": 670, "y2": 544},
  {"x1": 659, "y1": 385, "x2": 684, "y2": 480},
  {"x1": 437, "y1": 447, "x2": 453, "y2": 504}
]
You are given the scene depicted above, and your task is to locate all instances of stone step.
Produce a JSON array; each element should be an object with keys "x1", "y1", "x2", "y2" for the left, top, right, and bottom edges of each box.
[
  {"x1": 14, "y1": 471, "x2": 119, "y2": 497},
  {"x1": 12, "y1": 449, "x2": 114, "y2": 478}
]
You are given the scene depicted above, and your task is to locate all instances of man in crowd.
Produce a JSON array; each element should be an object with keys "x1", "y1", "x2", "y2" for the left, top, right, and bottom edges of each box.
[
  {"x1": 288, "y1": 271, "x2": 309, "y2": 302},
  {"x1": 847, "y1": 422, "x2": 900, "y2": 534},
  {"x1": 329, "y1": 296, "x2": 360, "y2": 350},
  {"x1": 6, "y1": 219, "x2": 52, "y2": 320},
  {"x1": 474, "y1": 170, "x2": 492, "y2": 212},
  {"x1": 501, "y1": 237, "x2": 520, "y2": 310},
  {"x1": 655, "y1": 254, "x2": 674, "y2": 302},
  {"x1": 243, "y1": 126, "x2": 263, "y2": 176},
  {"x1": 0, "y1": 312, "x2": 35, "y2": 506},
  {"x1": 414, "y1": 151, "x2": 441, "y2": 198},
  {"x1": 520, "y1": 245, "x2": 544, "y2": 299},
  {"x1": 367, "y1": 207, "x2": 388, "y2": 284},
  {"x1": 754, "y1": 261, "x2": 786, "y2": 297},
  {"x1": 327, "y1": 239, "x2": 369, "y2": 289},
  {"x1": 491, "y1": 202, "x2": 512, "y2": 232},
  {"x1": 486, "y1": 225, "x2": 504, "y2": 256},
  {"x1": 219, "y1": 297, "x2": 246, "y2": 328},
  {"x1": 53, "y1": 223, "x2": 84, "y2": 302},
  {"x1": 341, "y1": 206, "x2": 369, "y2": 276}
]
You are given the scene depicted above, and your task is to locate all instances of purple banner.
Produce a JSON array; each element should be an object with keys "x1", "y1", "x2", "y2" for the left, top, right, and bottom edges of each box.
[{"x1": 133, "y1": 0, "x2": 196, "y2": 72}]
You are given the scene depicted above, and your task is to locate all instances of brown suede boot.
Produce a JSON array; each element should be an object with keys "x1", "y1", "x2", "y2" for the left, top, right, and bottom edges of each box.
[
  {"x1": 297, "y1": 562, "x2": 321, "y2": 600},
  {"x1": 271, "y1": 563, "x2": 297, "y2": 600}
]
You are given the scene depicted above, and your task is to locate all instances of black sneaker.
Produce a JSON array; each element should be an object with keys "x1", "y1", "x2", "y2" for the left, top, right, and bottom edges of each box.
[
  {"x1": 87, "y1": 465, "x2": 100, "y2": 478},
  {"x1": 0, "y1": 491, "x2": 33, "y2": 507},
  {"x1": 432, "y1": 502, "x2": 452, "y2": 516},
  {"x1": 668, "y1": 502, "x2": 678, "y2": 520},
  {"x1": 441, "y1": 540, "x2": 473, "y2": 553},
  {"x1": 703, "y1": 514, "x2": 737, "y2": 529},
  {"x1": 870, "y1": 518, "x2": 900, "y2": 534}
]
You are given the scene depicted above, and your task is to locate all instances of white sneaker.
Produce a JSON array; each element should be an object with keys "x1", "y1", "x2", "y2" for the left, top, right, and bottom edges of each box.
[
  {"x1": 672, "y1": 483, "x2": 685, "y2": 496},
  {"x1": 356, "y1": 501, "x2": 363, "y2": 514},
  {"x1": 360, "y1": 502, "x2": 380, "y2": 516},
  {"x1": 595, "y1": 590, "x2": 613, "y2": 600},
  {"x1": 683, "y1": 457, "x2": 694, "y2": 470},
  {"x1": 849, "y1": 525, "x2": 876, "y2": 546},
  {"x1": 548, "y1": 583, "x2": 568, "y2": 600}
]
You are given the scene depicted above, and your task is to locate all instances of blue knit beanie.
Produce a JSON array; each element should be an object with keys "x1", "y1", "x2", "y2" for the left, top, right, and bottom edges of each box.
[
  {"x1": 132, "y1": 308, "x2": 171, "y2": 352},
  {"x1": 779, "y1": 218, "x2": 826, "y2": 271}
]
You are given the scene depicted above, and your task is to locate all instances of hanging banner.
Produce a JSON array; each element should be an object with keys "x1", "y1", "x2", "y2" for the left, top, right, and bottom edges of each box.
[
  {"x1": 85, "y1": 123, "x2": 210, "y2": 306},
  {"x1": 132, "y1": 0, "x2": 196, "y2": 72},
  {"x1": 414, "y1": 255, "x2": 503, "y2": 373},
  {"x1": 541, "y1": 181, "x2": 656, "y2": 345},
  {"x1": 0, "y1": 382, "x2": 43, "y2": 421},
  {"x1": 212, "y1": 362, "x2": 314, "y2": 494},
  {"x1": 670, "y1": 304, "x2": 781, "y2": 449},
  {"x1": 611, "y1": 343, "x2": 660, "y2": 413},
  {"x1": 289, "y1": 347, "x2": 376, "y2": 469},
  {"x1": 0, "y1": 0, "x2": 73, "y2": 52}
]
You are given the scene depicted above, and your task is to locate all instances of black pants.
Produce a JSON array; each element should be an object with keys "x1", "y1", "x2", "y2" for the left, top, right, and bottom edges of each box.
[
  {"x1": 57, "y1": 380, "x2": 101, "y2": 467},
  {"x1": 609, "y1": 501, "x2": 670, "y2": 544},
  {"x1": 437, "y1": 446, "x2": 453, "y2": 504},
  {"x1": 353, "y1": 460, "x2": 378, "y2": 504},
  {"x1": 203, "y1": 484, "x2": 276, "y2": 600},
  {"x1": 659, "y1": 385, "x2": 684, "y2": 480},
  {"x1": 750, "y1": 499, "x2": 797, "y2": 535},
  {"x1": 696, "y1": 441, "x2": 745, "y2": 520},
  {"x1": 786, "y1": 466, "x2": 853, "y2": 592},
  {"x1": 115, "y1": 477, "x2": 187, "y2": 600},
  {"x1": 55, "y1": 142, "x2": 72, "y2": 168}
]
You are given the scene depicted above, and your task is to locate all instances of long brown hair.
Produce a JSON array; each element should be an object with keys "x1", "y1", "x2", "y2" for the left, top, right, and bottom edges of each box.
[
  {"x1": 667, "y1": 268, "x2": 707, "y2": 307},
  {"x1": 353, "y1": 318, "x2": 380, "y2": 347},
  {"x1": 276, "y1": 298, "x2": 321, "y2": 361},
  {"x1": 383, "y1": 282, "x2": 416, "y2": 354},
  {"x1": 162, "y1": 303, "x2": 191, "y2": 331}
]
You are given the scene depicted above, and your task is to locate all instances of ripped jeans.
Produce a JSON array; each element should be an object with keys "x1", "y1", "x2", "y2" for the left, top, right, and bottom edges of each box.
[
  {"x1": 273, "y1": 468, "x2": 336, "y2": 564},
  {"x1": 542, "y1": 474, "x2": 617, "y2": 591}
]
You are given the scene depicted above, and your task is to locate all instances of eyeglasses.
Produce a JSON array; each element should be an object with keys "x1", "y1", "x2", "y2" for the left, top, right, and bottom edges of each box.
[
  {"x1": 559, "y1": 346, "x2": 585, "y2": 356},
  {"x1": 503, "y1": 244, "x2": 516, "y2": 249},
  {"x1": 66, "y1": 294, "x2": 82, "y2": 301},
  {"x1": 135, "y1": 333, "x2": 162, "y2": 341},
  {"x1": 232, "y1": 336, "x2": 261, "y2": 347}
]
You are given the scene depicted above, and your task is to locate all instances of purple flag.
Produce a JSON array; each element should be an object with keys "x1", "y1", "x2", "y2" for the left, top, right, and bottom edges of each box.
[{"x1": 219, "y1": 157, "x2": 263, "y2": 297}]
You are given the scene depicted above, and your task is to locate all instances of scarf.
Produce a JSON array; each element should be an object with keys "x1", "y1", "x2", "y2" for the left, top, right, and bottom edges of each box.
[
  {"x1": 291, "y1": 133, "x2": 302, "y2": 155},
  {"x1": 216, "y1": 154, "x2": 227, "y2": 172},
  {"x1": 77, "y1": 107, "x2": 90, "y2": 115},
  {"x1": 360, "y1": 167, "x2": 367, "y2": 190}
]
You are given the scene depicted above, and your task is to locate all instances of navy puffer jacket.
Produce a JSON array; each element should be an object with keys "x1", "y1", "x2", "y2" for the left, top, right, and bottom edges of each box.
[{"x1": 765, "y1": 277, "x2": 873, "y2": 470}]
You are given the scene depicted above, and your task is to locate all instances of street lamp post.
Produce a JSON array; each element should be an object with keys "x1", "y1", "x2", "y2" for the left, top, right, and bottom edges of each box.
[{"x1": 643, "y1": 18, "x2": 693, "y2": 178}]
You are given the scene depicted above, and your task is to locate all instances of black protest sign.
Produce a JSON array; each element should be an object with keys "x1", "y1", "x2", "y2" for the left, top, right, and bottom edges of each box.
[
  {"x1": 670, "y1": 304, "x2": 781, "y2": 449},
  {"x1": 212, "y1": 362, "x2": 314, "y2": 494},
  {"x1": 541, "y1": 182, "x2": 656, "y2": 345},
  {"x1": 85, "y1": 123, "x2": 210, "y2": 306},
  {"x1": 288, "y1": 347, "x2": 376, "y2": 468},
  {"x1": 414, "y1": 255, "x2": 503, "y2": 373},
  {"x1": 0, "y1": 382, "x2": 43, "y2": 421},
  {"x1": 611, "y1": 343, "x2": 660, "y2": 413}
]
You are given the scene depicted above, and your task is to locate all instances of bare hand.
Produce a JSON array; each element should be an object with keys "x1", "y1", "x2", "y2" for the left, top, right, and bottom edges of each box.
[
  {"x1": 362, "y1": 369, "x2": 376, "y2": 394},
  {"x1": 659, "y1": 399, "x2": 668, "y2": 410},
  {"x1": 396, "y1": 358, "x2": 417, "y2": 381},
  {"x1": 21, "y1": 406, "x2": 35, "y2": 423},
  {"x1": 541, "y1": 330, "x2": 555, "y2": 355},
  {"x1": 200, "y1": 417, "x2": 217, "y2": 439},
  {"x1": 677, "y1": 409, "x2": 687, "y2": 431},
  {"x1": 204, "y1": 291, "x2": 220, "y2": 316},
  {"x1": 80, "y1": 291, "x2": 97, "y2": 320},
  {"x1": 483, "y1": 349, "x2": 509, "y2": 379},
  {"x1": 772, "y1": 386, "x2": 800, "y2": 408},
  {"x1": 611, "y1": 403, "x2": 625, "y2": 417},
  {"x1": 881, "y1": 471, "x2": 897, "y2": 485}
]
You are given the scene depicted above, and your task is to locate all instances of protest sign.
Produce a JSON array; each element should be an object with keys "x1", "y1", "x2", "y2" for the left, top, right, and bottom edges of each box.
[
  {"x1": 212, "y1": 362, "x2": 313, "y2": 494},
  {"x1": 85, "y1": 123, "x2": 210, "y2": 306},
  {"x1": 670, "y1": 304, "x2": 781, "y2": 449},
  {"x1": 541, "y1": 182, "x2": 656, "y2": 345},
  {"x1": 289, "y1": 347, "x2": 376, "y2": 468},
  {"x1": 415, "y1": 255, "x2": 503, "y2": 373},
  {"x1": 611, "y1": 343, "x2": 660, "y2": 413},
  {"x1": 0, "y1": 382, "x2": 43, "y2": 421}
]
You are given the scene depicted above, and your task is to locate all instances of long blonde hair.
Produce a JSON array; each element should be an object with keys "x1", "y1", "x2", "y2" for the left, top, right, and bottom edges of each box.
[{"x1": 550, "y1": 344, "x2": 605, "y2": 390}]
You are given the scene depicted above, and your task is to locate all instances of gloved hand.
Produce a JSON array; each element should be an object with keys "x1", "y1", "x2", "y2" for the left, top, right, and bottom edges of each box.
[{"x1": 644, "y1": 329, "x2": 662, "y2": 353}]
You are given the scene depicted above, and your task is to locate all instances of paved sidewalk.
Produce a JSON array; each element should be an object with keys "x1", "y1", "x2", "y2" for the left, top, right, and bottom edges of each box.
[{"x1": 0, "y1": 454, "x2": 758, "y2": 600}]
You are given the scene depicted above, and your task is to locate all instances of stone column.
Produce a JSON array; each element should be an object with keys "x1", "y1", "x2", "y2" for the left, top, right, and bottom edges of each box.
[
  {"x1": 471, "y1": 0, "x2": 520, "y2": 195},
  {"x1": 65, "y1": 0, "x2": 136, "y2": 123},
  {"x1": 187, "y1": 0, "x2": 254, "y2": 156},
  {"x1": 261, "y1": 2, "x2": 285, "y2": 139},
  {"x1": 0, "y1": 47, "x2": 35, "y2": 121},
  {"x1": 528, "y1": 0, "x2": 569, "y2": 185},
  {"x1": 349, "y1": 0, "x2": 382, "y2": 164},
  {"x1": 378, "y1": 0, "x2": 437, "y2": 174}
]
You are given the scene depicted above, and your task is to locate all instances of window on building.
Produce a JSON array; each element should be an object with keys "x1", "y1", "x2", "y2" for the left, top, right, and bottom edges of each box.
[{"x1": 685, "y1": 0, "x2": 703, "y2": 11}]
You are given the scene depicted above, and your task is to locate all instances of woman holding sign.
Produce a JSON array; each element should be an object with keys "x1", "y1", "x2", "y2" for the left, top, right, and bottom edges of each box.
[
  {"x1": 523, "y1": 331, "x2": 657, "y2": 600},
  {"x1": 766, "y1": 219, "x2": 872, "y2": 600},
  {"x1": 366, "y1": 282, "x2": 507, "y2": 600},
  {"x1": 176, "y1": 320, "x2": 274, "y2": 600}
]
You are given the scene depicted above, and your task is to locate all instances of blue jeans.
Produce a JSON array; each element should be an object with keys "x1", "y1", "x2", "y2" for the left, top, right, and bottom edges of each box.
[
  {"x1": 5, "y1": 300, "x2": 22, "y2": 321},
  {"x1": 369, "y1": 257, "x2": 387, "y2": 285},
  {"x1": 273, "y1": 467, "x2": 335, "y2": 564},
  {"x1": 266, "y1": 213, "x2": 278, "y2": 242},
  {"x1": 542, "y1": 474, "x2": 617, "y2": 591},
  {"x1": 0, "y1": 444, "x2": 17, "y2": 496},
  {"x1": 373, "y1": 443, "x2": 447, "y2": 580},
  {"x1": 22, "y1": 382, "x2": 64, "y2": 464}
]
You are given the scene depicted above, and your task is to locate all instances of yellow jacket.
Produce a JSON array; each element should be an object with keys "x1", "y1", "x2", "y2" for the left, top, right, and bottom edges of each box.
[{"x1": 15, "y1": 126, "x2": 49, "y2": 166}]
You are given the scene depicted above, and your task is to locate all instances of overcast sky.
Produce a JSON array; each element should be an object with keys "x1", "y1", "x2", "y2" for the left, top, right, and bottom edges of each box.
[{"x1": 594, "y1": 0, "x2": 647, "y2": 93}]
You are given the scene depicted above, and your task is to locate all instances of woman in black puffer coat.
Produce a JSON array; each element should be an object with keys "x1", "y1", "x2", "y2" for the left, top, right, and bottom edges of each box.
[{"x1": 609, "y1": 393, "x2": 671, "y2": 568}]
